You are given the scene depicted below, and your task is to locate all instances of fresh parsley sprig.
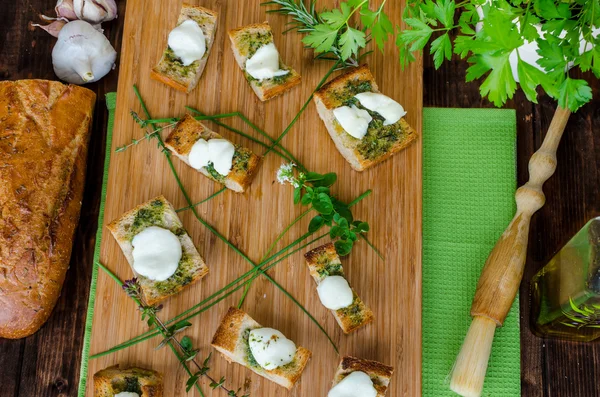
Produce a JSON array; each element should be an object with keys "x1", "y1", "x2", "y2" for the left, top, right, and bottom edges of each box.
[{"x1": 398, "y1": 0, "x2": 599, "y2": 111}]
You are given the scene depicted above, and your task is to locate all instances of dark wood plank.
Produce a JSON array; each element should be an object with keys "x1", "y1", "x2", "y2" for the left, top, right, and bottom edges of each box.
[
  {"x1": 423, "y1": 41, "x2": 600, "y2": 396},
  {"x1": 0, "y1": 1, "x2": 125, "y2": 396}
]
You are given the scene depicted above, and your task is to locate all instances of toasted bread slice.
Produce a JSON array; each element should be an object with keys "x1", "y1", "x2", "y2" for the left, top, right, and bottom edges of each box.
[
  {"x1": 151, "y1": 4, "x2": 218, "y2": 93},
  {"x1": 228, "y1": 22, "x2": 301, "y2": 101},
  {"x1": 93, "y1": 364, "x2": 163, "y2": 397},
  {"x1": 211, "y1": 307, "x2": 312, "y2": 390},
  {"x1": 313, "y1": 65, "x2": 417, "y2": 171},
  {"x1": 304, "y1": 242, "x2": 374, "y2": 333},
  {"x1": 164, "y1": 114, "x2": 262, "y2": 193},
  {"x1": 107, "y1": 195, "x2": 208, "y2": 305},
  {"x1": 331, "y1": 356, "x2": 394, "y2": 397}
]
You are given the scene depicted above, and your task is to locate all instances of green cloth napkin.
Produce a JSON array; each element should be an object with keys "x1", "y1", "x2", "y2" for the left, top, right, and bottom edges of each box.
[
  {"x1": 77, "y1": 92, "x2": 116, "y2": 397},
  {"x1": 422, "y1": 108, "x2": 520, "y2": 396}
]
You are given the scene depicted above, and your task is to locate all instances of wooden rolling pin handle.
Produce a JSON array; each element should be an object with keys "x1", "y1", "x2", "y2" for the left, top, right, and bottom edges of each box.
[{"x1": 471, "y1": 106, "x2": 571, "y2": 325}]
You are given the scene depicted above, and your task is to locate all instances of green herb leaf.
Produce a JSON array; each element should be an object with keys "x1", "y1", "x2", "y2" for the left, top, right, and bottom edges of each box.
[
  {"x1": 309, "y1": 215, "x2": 325, "y2": 232},
  {"x1": 339, "y1": 27, "x2": 366, "y2": 60},
  {"x1": 302, "y1": 23, "x2": 339, "y2": 53},
  {"x1": 293, "y1": 187, "x2": 301, "y2": 204},
  {"x1": 335, "y1": 239, "x2": 354, "y2": 256},
  {"x1": 557, "y1": 77, "x2": 592, "y2": 112},
  {"x1": 181, "y1": 336, "x2": 193, "y2": 351},
  {"x1": 186, "y1": 375, "x2": 199, "y2": 392},
  {"x1": 313, "y1": 193, "x2": 334, "y2": 214},
  {"x1": 430, "y1": 33, "x2": 452, "y2": 69}
]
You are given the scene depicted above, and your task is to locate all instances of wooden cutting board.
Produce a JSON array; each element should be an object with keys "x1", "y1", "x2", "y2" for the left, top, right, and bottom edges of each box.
[{"x1": 85, "y1": 0, "x2": 422, "y2": 395}]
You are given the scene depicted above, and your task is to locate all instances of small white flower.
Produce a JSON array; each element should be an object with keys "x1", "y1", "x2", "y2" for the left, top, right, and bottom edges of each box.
[{"x1": 276, "y1": 162, "x2": 296, "y2": 185}]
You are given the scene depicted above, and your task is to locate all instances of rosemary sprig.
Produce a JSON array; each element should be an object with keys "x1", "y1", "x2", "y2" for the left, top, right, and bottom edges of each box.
[{"x1": 97, "y1": 264, "x2": 246, "y2": 396}]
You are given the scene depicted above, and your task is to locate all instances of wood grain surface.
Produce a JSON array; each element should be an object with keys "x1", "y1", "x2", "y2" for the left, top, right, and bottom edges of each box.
[
  {"x1": 84, "y1": 1, "x2": 422, "y2": 396},
  {"x1": 3, "y1": 1, "x2": 600, "y2": 397}
]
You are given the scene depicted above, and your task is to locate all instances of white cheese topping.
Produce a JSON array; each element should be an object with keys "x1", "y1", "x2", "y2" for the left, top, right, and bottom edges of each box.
[
  {"x1": 168, "y1": 19, "x2": 206, "y2": 66},
  {"x1": 114, "y1": 393, "x2": 140, "y2": 397},
  {"x1": 354, "y1": 92, "x2": 406, "y2": 126},
  {"x1": 188, "y1": 138, "x2": 235, "y2": 177},
  {"x1": 245, "y1": 42, "x2": 290, "y2": 81},
  {"x1": 131, "y1": 226, "x2": 182, "y2": 281},
  {"x1": 317, "y1": 275, "x2": 353, "y2": 310},
  {"x1": 332, "y1": 105, "x2": 372, "y2": 140},
  {"x1": 328, "y1": 371, "x2": 378, "y2": 397},
  {"x1": 248, "y1": 327, "x2": 297, "y2": 370}
]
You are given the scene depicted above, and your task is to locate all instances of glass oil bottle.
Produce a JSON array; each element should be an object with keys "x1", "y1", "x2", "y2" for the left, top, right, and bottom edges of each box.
[{"x1": 530, "y1": 217, "x2": 600, "y2": 341}]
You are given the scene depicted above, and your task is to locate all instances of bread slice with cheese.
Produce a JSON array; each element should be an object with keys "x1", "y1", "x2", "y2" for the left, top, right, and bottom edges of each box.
[
  {"x1": 107, "y1": 195, "x2": 208, "y2": 305},
  {"x1": 313, "y1": 65, "x2": 417, "y2": 171},
  {"x1": 228, "y1": 22, "x2": 301, "y2": 101},
  {"x1": 211, "y1": 307, "x2": 312, "y2": 390},
  {"x1": 164, "y1": 114, "x2": 262, "y2": 193},
  {"x1": 304, "y1": 242, "x2": 374, "y2": 333},
  {"x1": 151, "y1": 4, "x2": 218, "y2": 93},
  {"x1": 331, "y1": 356, "x2": 394, "y2": 397},
  {"x1": 93, "y1": 364, "x2": 163, "y2": 397}
]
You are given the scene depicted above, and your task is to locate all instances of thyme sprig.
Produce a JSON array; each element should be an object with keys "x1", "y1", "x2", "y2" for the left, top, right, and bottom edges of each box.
[
  {"x1": 277, "y1": 163, "x2": 370, "y2": 256},
  {"x1": 99, "y1": 267, "x2": 247, "y2": 396}
]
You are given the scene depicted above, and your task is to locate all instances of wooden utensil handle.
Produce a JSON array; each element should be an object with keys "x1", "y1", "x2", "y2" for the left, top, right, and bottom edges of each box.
[{"x1": 471, "y1": 106, "x2": 571, "y2": 325}]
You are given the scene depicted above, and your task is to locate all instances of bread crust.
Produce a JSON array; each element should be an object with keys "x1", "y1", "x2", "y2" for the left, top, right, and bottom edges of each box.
[
  {"x1": 151, "y1": 3, "x2": 218, "y2": 93},
  {"x1": 211, "y1": 307, "x2": 312, "y2": 390},
  {"x1": 164, "y1": 114, "x2": 262, "y2": 193},
  {"x1": 332, "y1": 356, "x2": 394, "y2": 397},
  {"x1": 107, "y1": 195, "x2": 209, "y2": 305},
  {"x1": 313, "y1": 65, "x2": 417, "y2": 171},
  {"x1": 93, "y1": 364, "x2": 163, "y2": 397},
  {"x1": 0, "y1": 79, "x2": 95, "y2": 339},
  {"x1": 305, "y1": 242, "x2": 374, "y2": 333},
  {"x1": 228, "y1": 22, "x2": 301, "y2": 101}
]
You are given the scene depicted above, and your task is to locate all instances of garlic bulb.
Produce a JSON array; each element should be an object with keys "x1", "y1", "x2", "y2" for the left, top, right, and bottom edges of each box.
[
  {"x1": 73, "y1": 0, "x2": 117, "y2": 24},
  {"x1": 55, "y1": 0, "x2": 78, "y2": 20},
  {"x1": 52, "y1": 20, "x2": 116, "y2": 84}
]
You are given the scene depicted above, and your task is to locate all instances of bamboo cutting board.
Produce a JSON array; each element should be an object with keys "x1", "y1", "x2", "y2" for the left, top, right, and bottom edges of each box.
[{"x1": 85, "y1": 0, "x2": 422, "y2": 396}]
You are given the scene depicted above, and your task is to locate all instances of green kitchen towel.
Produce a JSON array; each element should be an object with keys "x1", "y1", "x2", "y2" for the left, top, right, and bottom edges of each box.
[
  {"x1": 422, "y1": 108, "x2": 520, "y2": 396},
  {"x1": 77, "y1": 92, "x2": 116, "y2": 397}
]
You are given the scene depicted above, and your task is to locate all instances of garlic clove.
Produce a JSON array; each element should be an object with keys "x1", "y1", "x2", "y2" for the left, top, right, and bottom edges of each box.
[
  {"x1": 32, "y1": 20, "x2": 67, "y2": 38},
  {"x1": 52, "y1": 20, "x2": 117, "y2": 84},
  {"x1": 74, "y1": 0, "x2": 118, "y2": 24},
  {"x1": 55, "y1": 0, "x2": 78, "y2": 20}
]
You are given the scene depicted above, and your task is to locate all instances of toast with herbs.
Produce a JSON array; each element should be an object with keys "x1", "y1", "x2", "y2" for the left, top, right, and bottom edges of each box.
[
  {"x1": 228, "y1": 22, "x2": 301, "y2": 101},
  {"x1": 304, "y1": 242, "x2": 374, "y2": 333},
  {"x1": 107, "y1": 195, "x2": 208, "y2": 305},
  {"x1": 150, "y1": 4, "x2": 218, "y2": 93},
  {"x1": 211, "y1": 307, "x2": 312, "y2": 390},
  {"x1": 331, "y1": 356, "x2": 394, "y2": 397},
  {"x1": 164, "y1": 114, "x2": 261, "y2": 193},
  {"x1": 93, "y1": 364, "x2": 163, "y2": 397},
  {"x1": 313, "y1": 65, "x2": 417, "y2": 171}
]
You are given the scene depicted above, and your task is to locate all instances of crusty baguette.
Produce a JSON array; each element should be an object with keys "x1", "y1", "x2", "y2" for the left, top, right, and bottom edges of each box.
[
  {"x1": 164, "y1": 114, "x2": 262, "y2": 193},
  {"x1": 0, "y1": 80, "x2": 95, "y2": 339},
  {"x1": 228, "y1": 22, "x2": 301, "y2": 101},
  {"x1": 107, "y1": 195, "x2": 208, "y2": 305},
  {"x1": 304, "y1": 242, "x2": 374, "y2": 333},
  {"x1": 313, "y1": 65, "x2": 417, "y2": 171},
  {"x1": 331, "y1": 356, "x2": 394, "y2": 397},
  {"x1": 151, "y1": 4, "x2": 218, "y2": 93},
  {"x1": 93, "y1": 364, "x2": 163, "y2": 397},
  {"x1": 211, "y1": 307, "x2": 312, "y2": 390}
]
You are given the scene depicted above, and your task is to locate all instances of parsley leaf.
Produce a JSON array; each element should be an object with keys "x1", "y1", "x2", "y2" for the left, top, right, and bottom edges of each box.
[
  {"x1": 430, "y1": 33, "x2": 452, "y2": 69},
  {"x1": 557, "y1": 78, "x2": 592, "y2": 112},
  {"x1": 339, "y1": 27, "x2": 366, "y2": 59},
  {"x1": 302, "y1": 24, "x2": 338, "y2": 53}
]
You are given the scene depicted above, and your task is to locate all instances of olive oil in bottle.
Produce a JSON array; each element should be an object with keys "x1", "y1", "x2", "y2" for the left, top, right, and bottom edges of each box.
[{"x1": 530, "y1": 217, "x2": 600, "y2": 342}]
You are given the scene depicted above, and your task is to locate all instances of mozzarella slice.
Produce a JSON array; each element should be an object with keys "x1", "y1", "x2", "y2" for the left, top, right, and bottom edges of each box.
[
  {"x1": 328, "y1": 371, "x2": 378, "y2": 397},
  {"x1": 168, "y1": 19, "x2": 207, "y2": 66},
  {"x1": 317, "y1": 275, "x2": 353, "y2": 310},
  {"x1": 354, "y1": 92, "x2": 406, "y2": 126},
  {"x1": 333, "y1": 105, "x2": 372, "y2": 140},
  {"x1": 188, "y1": 138, "x2": 235, "y2": 177},
  {"x1": 189, "y1": 138, "x2": 210, "y2": 170},
  {"x1": 248, "y1": 327, "x2": 297, "y2": 370},
  {"x1": 207, "y1": 138, "x2": 235, "y2": 176},
  {"x1": 131, "y1": 226, "x2": 182, "y2": 281},
  {"x1": 245, "y1": 42, "x2": 290, "y2": 81},
  {"x1": 114, "y1": 393, "x2": 140, "y2": 397}
]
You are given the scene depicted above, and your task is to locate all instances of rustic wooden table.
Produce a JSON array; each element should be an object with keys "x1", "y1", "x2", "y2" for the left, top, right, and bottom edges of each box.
[{"x1": 1, "y1": 1, "x2": 599, "y2": 396}]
